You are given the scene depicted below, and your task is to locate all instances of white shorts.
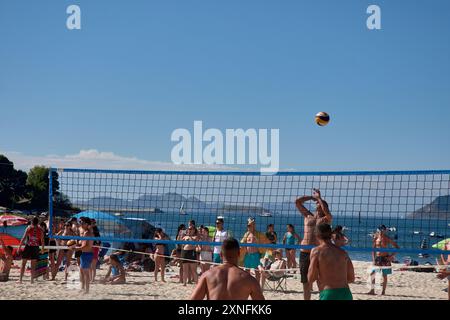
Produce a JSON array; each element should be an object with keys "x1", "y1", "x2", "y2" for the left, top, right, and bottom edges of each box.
[{"x1": 200, "y1": 251, "x2": 212, "y2": 263}]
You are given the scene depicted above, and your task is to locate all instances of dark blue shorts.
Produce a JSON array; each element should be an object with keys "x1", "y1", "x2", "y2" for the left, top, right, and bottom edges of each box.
[{"x1": 80, "y1": 252, "x2": 94, "y2": 269}]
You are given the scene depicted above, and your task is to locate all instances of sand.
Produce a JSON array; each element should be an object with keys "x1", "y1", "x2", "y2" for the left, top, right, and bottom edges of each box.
[{"x1": 0, "y1": 261, "x2": 447, "y2": 300}]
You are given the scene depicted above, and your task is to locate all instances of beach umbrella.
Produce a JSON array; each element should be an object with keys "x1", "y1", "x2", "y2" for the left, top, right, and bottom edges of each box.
[
  {"x1": 0, "y1": 215, "x2": 28, "y2": 227},
  {"x1": 431, "y1": 238, "x2": 450, "y2": 250},
  {"x1": 0, "y1": 233, "x2": 20, "y2": 255}
]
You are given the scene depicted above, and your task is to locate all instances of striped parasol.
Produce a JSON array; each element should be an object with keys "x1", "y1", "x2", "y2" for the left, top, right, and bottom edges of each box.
[{"x1": 0, "y1": 215, "x2": 28, "y2": 227}]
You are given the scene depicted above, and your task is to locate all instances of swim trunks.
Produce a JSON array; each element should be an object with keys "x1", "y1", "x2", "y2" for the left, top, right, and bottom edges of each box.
[
  {"x1": 244, "y1": 252, "x2": 261, "y2": 269},
  {"x1": 80, "y1": 252, "x2": 94, "y2": 269},
  {"x1": 22, "y1": 245, "x2": 40, "y2": 260},
  {"x1": 299, "y1": 251, "x2": 310, "y2": 283},
  {"x1": 319, "y1": 287, "x2": 353, "y2": 300},
  {"x1": 49, "y1": 240, "x2": 57, "y2": 254},
  {"x1": 213, "y1": 253, "x2": 222, "y2": 264},
  {"x1": 375, "y1": 256, "x2": 392, "y2": 275}
]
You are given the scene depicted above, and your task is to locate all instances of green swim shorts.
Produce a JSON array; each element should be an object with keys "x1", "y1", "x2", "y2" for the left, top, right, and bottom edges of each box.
[{"x1": 319, "y1": 287, "x2": 353, "y2": 300}]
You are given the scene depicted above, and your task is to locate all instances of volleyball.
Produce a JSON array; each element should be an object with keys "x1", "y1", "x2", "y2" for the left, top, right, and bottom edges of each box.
[{"x1": 315, "y1": 111, "x2": 330, "y2": 126}]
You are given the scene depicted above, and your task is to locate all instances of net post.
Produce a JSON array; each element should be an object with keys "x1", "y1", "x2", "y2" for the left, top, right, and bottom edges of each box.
[{"x1": 48, "y1": 167, "x2": 54, "y2": 238}]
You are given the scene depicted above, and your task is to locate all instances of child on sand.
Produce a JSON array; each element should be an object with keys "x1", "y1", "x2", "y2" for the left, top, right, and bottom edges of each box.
[
  {"x1": 101, "y1": 254, "x2": 126, "y2": 285},
  {"x1": 0, "y1": 238, "x2": 14, "y2": 282}
]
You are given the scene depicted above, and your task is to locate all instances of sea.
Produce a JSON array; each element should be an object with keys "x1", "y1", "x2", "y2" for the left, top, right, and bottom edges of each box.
[{"x1": 125, "y1": 210, "x2": 449, "y2": 264}]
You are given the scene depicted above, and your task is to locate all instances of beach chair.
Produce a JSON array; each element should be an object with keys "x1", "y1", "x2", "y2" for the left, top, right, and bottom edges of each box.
[
  {"x1": 264, "y1": 271, "x2": 290, "y2": 292},
  {"x1": 262, "y1": 259, "x2": 292, "y2": 292}
]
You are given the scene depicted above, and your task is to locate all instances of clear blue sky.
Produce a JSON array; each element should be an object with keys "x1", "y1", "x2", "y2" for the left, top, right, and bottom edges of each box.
[{"x1": 1, "y1": 0, "x2": 449, "y2": 171}]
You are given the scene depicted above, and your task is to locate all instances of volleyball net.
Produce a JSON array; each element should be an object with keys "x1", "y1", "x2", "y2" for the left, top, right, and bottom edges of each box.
[{"x1": 48, "y1": 168, "x2": 450, "y2": 256}]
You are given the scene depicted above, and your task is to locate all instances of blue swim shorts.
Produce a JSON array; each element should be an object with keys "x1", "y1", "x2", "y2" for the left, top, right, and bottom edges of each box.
[
  {"x1": 244, "y1": 252, "x2": 261, "y2": 269},
  {"x1": 80, "y1": 252, "x2": 94, "y2": 269}
]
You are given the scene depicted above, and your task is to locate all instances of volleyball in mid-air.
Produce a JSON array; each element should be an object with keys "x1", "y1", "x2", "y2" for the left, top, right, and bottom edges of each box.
[{"x1": 315, "y1": 112, "x2": 330, "y2": 126}]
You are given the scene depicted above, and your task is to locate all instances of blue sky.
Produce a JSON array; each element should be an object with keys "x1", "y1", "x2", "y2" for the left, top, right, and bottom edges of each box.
[{"x1": 1, "y1": 0, "x2": 449, "y2": 171}]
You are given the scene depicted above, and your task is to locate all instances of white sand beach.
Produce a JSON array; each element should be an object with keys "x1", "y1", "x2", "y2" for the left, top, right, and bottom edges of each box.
[{"x1": 0, "y1": 260, "x2": 447, "y2": 300}]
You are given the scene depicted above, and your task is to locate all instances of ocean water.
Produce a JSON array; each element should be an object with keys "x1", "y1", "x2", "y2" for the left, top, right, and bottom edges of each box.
[{"x1": 126, "y1": 210, "x2": 449, "y2": 263}]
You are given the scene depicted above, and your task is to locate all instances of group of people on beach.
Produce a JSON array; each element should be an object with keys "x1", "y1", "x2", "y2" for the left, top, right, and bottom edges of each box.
[
  {"x1": 2, "y1": 188, "x2": 449, "y2": 300},
  {"x1": 0, "y1": 215, "x2": 126, "y2": 294}
]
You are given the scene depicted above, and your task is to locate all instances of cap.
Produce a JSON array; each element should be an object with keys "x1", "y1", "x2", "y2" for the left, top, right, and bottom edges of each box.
[
  {"x1": 216, "y1": 217, "x2": 224, "y2": 223},
  {"x1": 247, "y1": 217, "x2": 255, "y2": 225}
]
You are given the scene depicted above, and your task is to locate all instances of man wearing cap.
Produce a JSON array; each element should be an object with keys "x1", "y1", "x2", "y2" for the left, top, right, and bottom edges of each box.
[
  {"x1": 295, "y1": 188, "x2": 332, "y2": 300},
  {"x1": 212, "y1": 218, "x2": 229, "y2": 264},
  {"x1": 367, "y1": 224, "x2": 399, "y2": 295},
  {"x1": 240, "y1": 217, "x2": 270, "y2": 283}
]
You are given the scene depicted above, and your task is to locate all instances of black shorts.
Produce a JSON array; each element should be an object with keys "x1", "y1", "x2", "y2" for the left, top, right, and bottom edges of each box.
[
  {"x1": 75, "y1": 250, "x2": 82, "y2": 258},
  {"x1": 49, "y1": 240, "x2": 57, "y2": 254},
  {"x1": 22, "y1": 245, "x2": 40, "y2": 260},
  {"x1": 181, "y1": 250, "x2": 197, "y2": 263},
  {"x1": 299, "y1": 251, "x2": 311, "y2": 284}
]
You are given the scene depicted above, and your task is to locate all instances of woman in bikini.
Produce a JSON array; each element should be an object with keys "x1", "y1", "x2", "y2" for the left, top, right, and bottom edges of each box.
[
  {"x1": 53, "y1": 222, "x2": 75, "y2": 281},
  {"x1": 181, "y1": 226, "x2": 198, "y2": 286},
  {"x1": 198, "y1": 226, "x2": 213, "y2": 274},
  {"x1": 153, "y1": 228, "x2": 168, "y2": 282},
  {"x1": 282, "y1": 224, "x2": 301, "y2": 272}
]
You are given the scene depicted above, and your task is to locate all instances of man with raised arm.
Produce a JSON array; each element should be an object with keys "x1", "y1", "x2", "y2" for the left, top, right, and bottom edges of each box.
[
  {"x1": 295, "y1": 188, "x2": 332, "y2": 300},
  {"x1": 190, "y1": 238, "x2": 265, "y2": 300},
  {"x1": 308, "y1": 223, "x2": 354, "y2": 300}
]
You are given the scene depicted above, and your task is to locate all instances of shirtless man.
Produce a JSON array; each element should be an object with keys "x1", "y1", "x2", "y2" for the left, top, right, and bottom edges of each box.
[
  {"x1": 71, "y1": 217, "x2": 94, "y2": 294},
  {"x1": 240, "y1": 217, "x2": 269, "y2": 284},
  {"x1": 308, "y1": 223, "x2": 354, "y2": 300},
  {"x1": 367, "y1": 225, "x2": 399, "y2": 296},
  {"x1": 190, "y1": 238, "x2": 264, "y2": 300},
  {"x1": 0, "y1": 238, "x2": 13, "y2": 282},
  {"x1": 295, "y1": 188, "x2": 332, "y2": 300}
]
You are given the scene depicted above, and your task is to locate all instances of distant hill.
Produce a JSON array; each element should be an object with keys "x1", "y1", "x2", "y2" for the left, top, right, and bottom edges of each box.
[
  {"x1": 75, "y1": 193, "x2": 214, "y2": 213},
  {"x1": 408, "y1": 195, "x2": 450, "y2": 219},
  {"x1": 75, "y1": 193, "x2": 312, "y2": 215}
]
